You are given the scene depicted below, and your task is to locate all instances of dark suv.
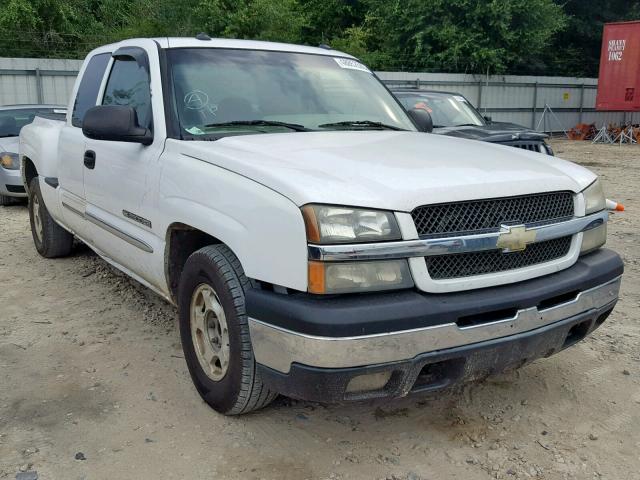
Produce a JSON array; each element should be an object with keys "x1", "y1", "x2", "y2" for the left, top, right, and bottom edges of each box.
[{"x1": 392, "y1": 90, "x2": 553, "y2": 155}]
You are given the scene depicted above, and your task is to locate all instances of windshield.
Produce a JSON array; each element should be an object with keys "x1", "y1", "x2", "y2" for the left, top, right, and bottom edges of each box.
[
  {"x1": 396, "y1": 93, "x2": 485, "y2": 128},
  {"x1": 0, "y1": 108, "x2": 60, "y2": 138},
  {"x1": 167, "y1": 48, "x2": 416, "y2": 138}
]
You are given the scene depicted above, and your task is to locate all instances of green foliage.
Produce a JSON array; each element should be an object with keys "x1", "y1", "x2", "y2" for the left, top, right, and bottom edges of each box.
[
  {"x1": 358, "y1": 0, "x2": 566, "y2": 73},
  {"x1": 539, "y1": 0, "x2": 640, "y2": 77},
  {"x1": 213, "y1": 0, "x2": 308, "y2": 43},
  {"x1": 0, "y1": 0, "x2": 636, "y2": 76},
  {"x1": 298, "y1": 0, "x2": 365, "y2": 44},
  {"x1": 0, "y1": 0, "x2": 99, "y2": 57}
]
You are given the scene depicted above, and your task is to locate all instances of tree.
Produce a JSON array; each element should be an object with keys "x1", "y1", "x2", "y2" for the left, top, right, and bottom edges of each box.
[
  {"x1": 0, "y1": 0, "x2": 636, "y2": 78},
  {"x1": 353, "y1": 0, "x2": 567, "y2": 74},
  {"x1": 298, "y1": 0, "x2": 365, "y2": 45},
  {"x1": 0, "y1": 0, "x2": 100, "y2": 57},
  {"x1": 102, "y1": 0, "x2": 309, "y2": 45},
  {"x1": 538, "y1": 0, "x2": 640, "y2": 77},
  {"x1": 211, "y1": 0, "x2": 308, "y2": 43}
]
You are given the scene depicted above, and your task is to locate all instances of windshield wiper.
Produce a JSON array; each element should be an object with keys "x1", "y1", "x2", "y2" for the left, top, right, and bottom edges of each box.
[
  {"x1": 318, "y1": 120, "x2": 406, "y2": 131},
  {"x1": 203, "y1": 120, "x2": 311, "y2": 132},
  {"x1": 0, "y1": 134, "x2": 17, "y2": 138},
  {"x1": 452, "y1": 123, "x2": 481, "y2": 127}
]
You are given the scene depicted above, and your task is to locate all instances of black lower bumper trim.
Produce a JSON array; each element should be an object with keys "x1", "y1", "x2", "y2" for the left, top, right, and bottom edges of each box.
[
  {"x1": 5, "y1": 184, "x2": 25, "y2": 194},
  {"x1": 258, "y1": 303, "x2": 616, "y2": 403},
  {"x1": 247, "y1": 249, "x2": 623, "y2": 337}
]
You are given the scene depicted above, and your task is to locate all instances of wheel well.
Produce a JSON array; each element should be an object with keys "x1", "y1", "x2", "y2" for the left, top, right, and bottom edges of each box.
[
  {"x1": 165, "y1": 224, "x2": 223, "y2": 301},
  {"x1": 23, "y1": 157, "x2": 38, "y2": 189}
]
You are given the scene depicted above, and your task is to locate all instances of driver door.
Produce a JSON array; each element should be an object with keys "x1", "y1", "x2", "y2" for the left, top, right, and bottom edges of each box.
[{"x1": 82, "y1": 46, "x2": 165, "y2": 289}]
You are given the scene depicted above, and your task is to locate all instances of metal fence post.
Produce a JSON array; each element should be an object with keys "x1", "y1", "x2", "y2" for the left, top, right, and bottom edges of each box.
[
  {"x1": 531, "y1": 82, "x2": 538, "y2": 129},
  {"x1": 35, "y1": 68, "x2": 44, "y2": 104},
  {"x1": 477, "y1": 81, "x2": 483, "y2": 111},
  {"x1": 578, "y1": 84, "x2": 585, "y2": 124}
]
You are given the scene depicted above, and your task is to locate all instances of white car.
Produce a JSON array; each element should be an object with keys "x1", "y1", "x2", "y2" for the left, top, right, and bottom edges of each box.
[
  {"x1": 19, "y1": 37, "x2": 623, "y2": 415},
  {"x1": 0, "y1": 105, "x2": 65, "y2": 205}
]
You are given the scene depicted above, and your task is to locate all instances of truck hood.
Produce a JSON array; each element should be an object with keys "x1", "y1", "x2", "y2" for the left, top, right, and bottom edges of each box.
[
  {"x1": 177, "y1": 131, "x2": 595, "y2": 211},
  {"x1": 0, "y1": 136, "x2": 19, "y2": 153}
]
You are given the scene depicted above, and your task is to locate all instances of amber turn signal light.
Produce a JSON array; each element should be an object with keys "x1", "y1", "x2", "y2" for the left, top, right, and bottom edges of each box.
[
  {"x1": 307, "y1": 261, "x2": 326, "y2": 294},
  {"x1": 301, "y1": 205, "x2": 321, "y2": 243}
]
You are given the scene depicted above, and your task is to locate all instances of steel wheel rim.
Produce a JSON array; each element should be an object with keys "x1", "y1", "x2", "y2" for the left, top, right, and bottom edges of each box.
[
  {"x1": 32, "y1": 195, "x2": 43, "y2": 243},
  {"x1": 190, "y1": 283, "x2": 230, "y2": 381}
]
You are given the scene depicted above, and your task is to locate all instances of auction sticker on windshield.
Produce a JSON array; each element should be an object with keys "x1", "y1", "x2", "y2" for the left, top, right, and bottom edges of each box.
[{"x1": 334, "y1": 57, "x2": 371, "y2": 73}]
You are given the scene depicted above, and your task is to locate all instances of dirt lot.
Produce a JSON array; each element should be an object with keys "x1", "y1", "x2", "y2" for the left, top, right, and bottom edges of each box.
[{"x1": 1, "y1": 139, "x2": 639, "y2": 480}]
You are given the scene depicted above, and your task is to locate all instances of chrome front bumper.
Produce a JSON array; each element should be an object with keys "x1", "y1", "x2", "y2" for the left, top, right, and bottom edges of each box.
[{"x1": 249, "y1": 276, "x2": 621, "y2": 374}]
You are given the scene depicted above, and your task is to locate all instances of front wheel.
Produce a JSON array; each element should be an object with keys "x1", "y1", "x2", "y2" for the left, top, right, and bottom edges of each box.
[
  {"x1": 28, "y1": 177, "x2": 74, "y2": 258},
  {"x1": 178, "y1": 244, "x2": 276, "y2": 415}
]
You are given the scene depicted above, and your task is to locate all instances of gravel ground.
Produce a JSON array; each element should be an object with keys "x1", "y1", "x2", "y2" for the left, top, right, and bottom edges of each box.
[{"x1": 1, "y1": 139, "x2": 639, "y2": 480}]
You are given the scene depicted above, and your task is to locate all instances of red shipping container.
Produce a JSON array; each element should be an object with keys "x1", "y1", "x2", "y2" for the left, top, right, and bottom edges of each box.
[{"x1": 596, "y1": 21, "x2": 640, "y2": 111}]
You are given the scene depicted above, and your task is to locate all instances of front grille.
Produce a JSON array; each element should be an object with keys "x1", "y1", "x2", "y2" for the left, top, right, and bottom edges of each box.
[
  {"x1": 425, "y1": 236, "x2": 572, "y2": 280},
  {"x1": 412, "y1": 191, "x2": 574, "y2": 237},
  {"x1": 507, "y1": 142, "x2": 543, "y2": 153}
]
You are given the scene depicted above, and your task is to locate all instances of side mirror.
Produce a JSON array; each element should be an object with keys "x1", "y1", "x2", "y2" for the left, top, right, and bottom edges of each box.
[
  {"x1": 483, "y1": 115, "x2": 492, "y2": 123},
  {"x1": 407, "y1": 108, "x2": 433, "y2": 133},
  {"x1": 83, "y1": 105, "x2": 153, "y2": 146}
]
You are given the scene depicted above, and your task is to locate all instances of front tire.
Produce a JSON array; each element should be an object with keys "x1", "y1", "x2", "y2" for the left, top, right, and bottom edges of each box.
[
  {"x1": 28, "y1": 177, "x2": 74, "y2": 258},
  {"x1": 178, "y1": 245, "x2": 276, "y2": 415}
]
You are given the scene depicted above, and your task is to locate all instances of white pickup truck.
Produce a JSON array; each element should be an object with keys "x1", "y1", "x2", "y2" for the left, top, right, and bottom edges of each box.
[{"x1": 20, "y1": 37, "x2": 623, "y2": 415}]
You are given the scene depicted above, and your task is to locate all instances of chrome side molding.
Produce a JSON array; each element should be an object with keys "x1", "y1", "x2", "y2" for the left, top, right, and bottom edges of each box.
[
  {"x1": 62, "y1": 202, "x2": 153, "y2": 253},
  {"x1": 61, "y1": 201, "x2": 84, "y2": 218},
  {"x1": 308, "y1": 210, "x2": 608, "y2": 262},
  {"x1": 85, "y1": 212, "x2": 154, "y2": 253}
]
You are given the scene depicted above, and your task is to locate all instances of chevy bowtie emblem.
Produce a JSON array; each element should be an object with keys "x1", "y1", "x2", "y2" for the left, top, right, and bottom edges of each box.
[{"x1": 496, "y1": 224, "x2": 536, "y2": 252}]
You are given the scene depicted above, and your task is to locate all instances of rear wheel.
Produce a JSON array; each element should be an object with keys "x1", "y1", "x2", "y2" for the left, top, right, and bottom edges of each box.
[
  {"x1": 178, "y1": 244, "x2": 277, "y2": 415},
  {"x1": 28, "y1": 177, "x2": 74, "y2": 258}
]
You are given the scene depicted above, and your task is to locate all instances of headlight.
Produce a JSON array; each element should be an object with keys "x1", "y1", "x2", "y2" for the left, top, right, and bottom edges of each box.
[
  {"x1": 581, "y1": 224, "x2": 607, "y2": 255},
  {"x1": 0, "y1": 152, "x2": 19, "y2": 170},
  {"x1": 302, "y1": 205, "x2": 411, "y2": 294},
  {"x1": 308, "y1": 259, "x2": 414, "y2": 294},
  {"x1": 302, "y1": 205, "x2": 401, "y2": 244},
  {"x1": 581, "y1": 179, "x2": 607, "y2": 254},
  {"x1": 583, "y1": 179, "x2": 606, "y2": 215}
]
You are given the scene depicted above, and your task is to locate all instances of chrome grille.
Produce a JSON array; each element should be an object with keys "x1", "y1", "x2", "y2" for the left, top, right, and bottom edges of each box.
[
  {"x1": 412, "y1": 191, "x2": 574, "y2": 237},
  {"x1": 507, "y1": 142, "x2": 543, "y2": 153},
  {"x1": 425, "y1": 236, "x2": 572, "y2": 280}
]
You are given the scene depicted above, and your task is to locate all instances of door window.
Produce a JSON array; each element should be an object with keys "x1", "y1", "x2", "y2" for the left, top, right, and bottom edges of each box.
[
  {"x1": 102, "y1": 58, "x2": 152, "y2": 129},
  {"x1": 71, "y1": 53, "x2": 111, "y2": 127}
]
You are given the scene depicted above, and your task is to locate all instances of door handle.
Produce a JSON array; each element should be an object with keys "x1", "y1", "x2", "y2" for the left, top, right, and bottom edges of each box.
[{"x1": 84, "y1": 150, "x2": 96, "y2": 169}]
